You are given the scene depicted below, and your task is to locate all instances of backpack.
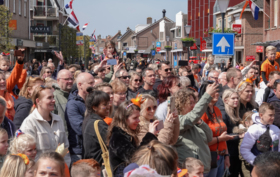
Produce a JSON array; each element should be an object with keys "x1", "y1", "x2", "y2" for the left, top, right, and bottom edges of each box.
[{"x1": 255, "y1": 126, "x2": 272, "y2": 152}]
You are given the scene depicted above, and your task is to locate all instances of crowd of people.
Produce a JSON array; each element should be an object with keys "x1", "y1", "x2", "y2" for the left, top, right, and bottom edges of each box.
[{"x1": 0, "y1": 41, "x2": 279, "y2": 177}]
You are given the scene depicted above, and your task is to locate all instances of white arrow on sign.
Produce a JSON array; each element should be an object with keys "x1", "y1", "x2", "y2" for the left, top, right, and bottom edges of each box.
[{"x1": 216, "y1": 37, "x2": 230, "y2": 52}]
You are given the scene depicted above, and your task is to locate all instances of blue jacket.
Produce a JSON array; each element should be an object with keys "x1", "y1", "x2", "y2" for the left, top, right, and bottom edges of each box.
[
  {"x1": 1, "y1": 117, "x2": 16, "y2": 139},
  {"x1": 65, "y1": 90, "x2": 86, "y2": 155}
]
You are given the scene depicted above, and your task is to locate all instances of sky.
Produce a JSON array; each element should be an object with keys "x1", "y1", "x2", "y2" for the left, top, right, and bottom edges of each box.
[{"x1": 65, "y1": 0, "x2": 188, "y2": 38}]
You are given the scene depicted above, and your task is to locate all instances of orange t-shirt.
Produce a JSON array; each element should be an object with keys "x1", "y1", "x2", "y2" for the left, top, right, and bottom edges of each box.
[
  {"x1": 201, "y1": 106, "x2": 227, "y2": 152},
  {"x1": 260, "y1": 59, "x2": 280, "y2": 82}
]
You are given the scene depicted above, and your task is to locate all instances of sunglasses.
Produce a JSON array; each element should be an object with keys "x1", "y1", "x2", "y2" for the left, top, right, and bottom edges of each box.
[
  {"x1": 164, "y1": 68, "x2": 172, "y2": 72},
  {"x1": 147, "y1": 105, "x2": 157, "y2": 112},
  {"x1": 119, "y1": 76, "x2": 131, "y2": 79},
  {"x1": 134, "y1": 79, "x2": 142, "y2": 82}
]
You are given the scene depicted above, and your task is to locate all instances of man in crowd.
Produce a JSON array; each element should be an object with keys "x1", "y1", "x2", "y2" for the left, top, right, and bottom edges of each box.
[
  {"x1": 153, "y1": 61, "x2": 172, "y2": 90},
  {"x1": 267, "y1": 78, "x2": 280, "y2": 128},
  {"x1": 137, "y1": 68, "x2": 157, "y2": 95},
  {"x1": 53, "y1": 69, "x2": 74, "y2": 133},
  {"x1": 252, "y1": 152, "x2": 280, "y2": 177},
  {"x1": 256, "y1": 71, "x2": 280, "y2": 106},
  {"x1": 38, "y1": 60, "x2": 47, "y2": 73},
  {"x1": 136, "y1": 66, "x2": 143, "y2": 75},
  {"x1": 148, "y1": 63, "x2": 159, "y2": 79},
  {"x1": 115, "y1": 69, "x2": 130, "y2": 86},
  {"x1": 94, "y1": 76, "x2": 103, "y2": 85},
  {"x1": 68, "y1": 64, "x2": 81, "y2": 75},
  {"x1": 65, "y1": 73, "x2": 95, "y2": 164},
  {"x1": 207, "y1": 70, "x2": 220, "y2": 84},
  {"x1": 218, "y1": 72, "x2": 227, "y2": 86}
]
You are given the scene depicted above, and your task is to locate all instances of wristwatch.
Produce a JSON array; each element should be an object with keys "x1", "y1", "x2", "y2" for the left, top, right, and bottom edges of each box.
[{"x1": 224, "y1": 154, "x2": 230, "y2": 157}]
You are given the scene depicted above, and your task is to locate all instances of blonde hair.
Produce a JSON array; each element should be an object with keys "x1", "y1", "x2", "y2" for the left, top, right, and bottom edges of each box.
[
  {"x1": 39, "y1": 66, "x2": 52, "y2": 77},
  {"x1": 30, "y1": 86, "x2": 52, "y2": 112},
  {"x1": 130, "y1": 140, "x2": 178, "y2": 176},
  {"x1": 71, "y1": 159, "x2": 100, "y2": 177},
  {"x1": 0, "y1": 128, "x2": 7, "y2": 137},
  {"x1": 19, "y1": 76, "x2": 45, "y2": 99},
  {"x1": 139, "y1": 94, "x2": 157, "y2": 122},
  {"x1": 236, "y1": 81, "x2": 257, "y2": 108},
  {"x1": 266, "y1": 46, "x2": 276, "y2": 53},
  {"x1": 35, "y1": 152, "x2": 65, "y2": 177},
  {"x1": 74, "y1": 70, "x2": 82, "y2": 82},
  {"x1": 111, "y1": 79, "x2": 127, "y2": 93},
  {"x1": 174, "y1": 89, "x2": 196, "y2": 115},
  {"x1": 240, "y1": 111, "x2": 254, "y2": 127},
  {"x1": 259, "y1": 102, "x2": 275, "y2": 114},
  {"x1": 184, "y1": 157, "x2": 204, "y2": 173},
  {"x1": 9, "y1": 133, "x2": 36, "y2": 154},
  {"x1": 0, "y1": 154, "x2": 27, "y2": 177},
  {"x1": 222, "y1": 89, "x2": 241, "y2": 124},
  {"x1": 204, "y1": 54, "x2": 214, "y2": 71},
  {"x1": 44, "y1": 77, "x2": 57, "y2": 88},
  {"x1": 129, "y1": 71, "x2": 141, "y2": 85}
]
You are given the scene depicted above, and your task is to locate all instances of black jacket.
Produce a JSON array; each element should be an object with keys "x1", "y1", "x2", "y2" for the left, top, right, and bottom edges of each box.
[
  {"x1": 239, "y1": 102, "x2": 258, "y2": 119},
  {"x1": 13, "y1": 96, "x2": 33, "y2": 129},
  {"x1": 109, "y1": 126, "x2": 157, "y2": 175},
  {"x1": 153, "y1": 79, "x2": 162, "y2": 90},
  {"x1": 83, "y1": 113, "x2": 108, "y2": 165},
  {"x1": 267, "y1": 91, "x2": 280, "y2": 128},
  {"x1": 1, "y1": 116, "x2": 16, "y2": 139},
  {"x1": 221, "y1": 109, "x2": 240, "y2": 157},
  {"x1": 127, "y1": 87, "x2": 137, "y2": 101}
]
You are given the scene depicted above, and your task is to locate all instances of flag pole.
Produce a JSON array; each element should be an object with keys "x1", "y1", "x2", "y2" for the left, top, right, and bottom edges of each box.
[{"x1": 63, "y1": 15, "x2": 69, "y2": 26}]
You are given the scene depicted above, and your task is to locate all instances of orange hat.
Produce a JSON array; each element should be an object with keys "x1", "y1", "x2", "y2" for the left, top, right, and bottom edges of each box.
[{"x1": 177, "y1": 168, "x2": 188, "y2": 177}]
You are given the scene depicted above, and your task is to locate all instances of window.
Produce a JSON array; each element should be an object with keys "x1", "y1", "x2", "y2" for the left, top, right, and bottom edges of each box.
[
  {"x1": 13, "y1": 0, "x2": 16, "y2": 13},
  {"x1": 19, "y1": 0, "x2": 21, "y2": 15},
  {"x1": 227, "y1": 16, "x2": 231, "y2": 28},
  {"x1": 274, "y1": 0, "x2": 277, "y2": 26},
  {"x1": 122, "y1": 43, "x2": 127, "y2": 47},
  {"x1": 218, "y1": 19, "x2": 222, "y2": 28},
  {"x1": 5, "y1": 0, "x2": 9, "y2": 8},
  {"x1": 159, "y1": 32, "x2": 164, "y2": 41},
  {"x1": 24, "y1": 0, "x2": 27, "y2": 17},
  {"x1": 176, "y1": 26, "x2": 182, "y2": 38}
]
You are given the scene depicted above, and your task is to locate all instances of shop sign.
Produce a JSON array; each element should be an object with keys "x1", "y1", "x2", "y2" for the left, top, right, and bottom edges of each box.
[
  {"x1": 214, "y1": 55, "x2": 230, "y2": 63},
  {"x1": 246, "y1": 55, "x2": 255, "y2": 61},
  {"x1": 190, "y1": 43, "x2": 197, "y2": 50},
  {"x1": 256, "y1": 46, "x2": 263, "y2": 53},
  {"x1": 9, "y1": 20, "x2": 17, "y2": 30},
  {"x1": 232, "y1": 24, "x2": 242, "y2": 34},
  {"x1": 30, "y1": 26, "x2": 51, "y2": 33}
]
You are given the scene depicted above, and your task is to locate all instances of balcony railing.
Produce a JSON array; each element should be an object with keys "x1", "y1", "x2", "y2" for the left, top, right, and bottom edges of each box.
[
  {"x1": 33, "y1": 6, "x2": 58, "y2": 19},
  {"x1": 34, "y1": 35, "x2": 58, "y2": 47}
]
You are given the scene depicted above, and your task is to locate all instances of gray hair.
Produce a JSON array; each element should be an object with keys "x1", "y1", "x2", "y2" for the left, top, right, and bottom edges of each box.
[
  {"x1": 115, "y1": 69, "x2": 127, "y2": 78},
  {"x1": 148, "y1": 64, "x2": 158, "y2": 72},
  {"x1": 142, "y1": 67, "x2": 155, "y2": 77},
  {"x1": 208, "y1": 70, "x2": 220, "y2": 78},
  {"x1": 218, "y1": 72, "x2": 227, "y2": 79},
  {"x1": 179, "y1": 76, "x2": 191, "y2": 87}
]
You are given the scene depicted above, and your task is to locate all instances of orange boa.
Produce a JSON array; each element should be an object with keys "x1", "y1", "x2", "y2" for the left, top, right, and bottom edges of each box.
[
  {"x1": 104, "y1": 117, "x2": 113, "y2": 125},
  {"x1": 0, "y1": 93, "x2": 15, "y2": 121}
]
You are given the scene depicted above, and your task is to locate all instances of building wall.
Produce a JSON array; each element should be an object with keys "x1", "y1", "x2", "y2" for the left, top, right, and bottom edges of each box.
[
  {"x1": 263, "y1": 0, "x2": 280, "y2": 42},
  {"x1": 136, "y1": 22, "x2": 160, "y2": 50},
  {"x1": 8, "y1": 0, "x2": 30, "y2": 40}
]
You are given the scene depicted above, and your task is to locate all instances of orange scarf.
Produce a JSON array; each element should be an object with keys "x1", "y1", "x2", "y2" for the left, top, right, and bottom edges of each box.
[
  {"x1": 104, "y1": 117, "x2": 113, "y2": 125},
  {"x1": 0, "y1": 93, "x2": 15, "y2": 121}
]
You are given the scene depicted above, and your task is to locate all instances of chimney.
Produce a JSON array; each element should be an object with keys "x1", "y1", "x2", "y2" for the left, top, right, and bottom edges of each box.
[
  {"x1": 154, "y1": 19, "x2": 156, "y2": 23},
  {"x1": 147, "y1": 17, "x2": 152, "y2": 24},
  {"x1": 127, "y1": 27, "x2": 130, "y2": 31},
  {"x1": 162, "y1": 9, "x2": 166, "y2": 18}
]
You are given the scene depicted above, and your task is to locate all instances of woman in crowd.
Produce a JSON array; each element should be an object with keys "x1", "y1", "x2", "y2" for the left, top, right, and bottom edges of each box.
[
  {"x1": 20, "y1": 86, "x2": 71, "y2": 166},
  {"x1": 14, "y1": 76, "x2": 45, "y2": 129},
  {"x1": 138, "y1": 94, "x2": 179, "y2": 145},
  {"x1": 236, "y1": 79, "x2": 258, "y2": 118},
  {"x1": 31, "y1": 63, "x2": 40, "y2": 75},
  {"x1": 107, "y1": 100, "x2": 158, "y2": 177},
  {"x1": 173, "y1": 83, "x2": 217, "y2": 175},
  {"x1": 0, "y1": 56, "x2": 24, "y2": 121},
  {"x1": 83, "y1": 89, "x2": 111, "y2": 166},
  {"x1": 40, "y1": 66, "x2": 53, "y2": 79},
  {"x1": 199, "y1": 83, "x2": 234, "y2": 177},
  {"x1": 127, "y1": 71, "x2": 142, "y2": 100},
  {"x1": 130, "y1": 140, "x2": 178, "y2": 176},
  {"x1": 110, "y1": 79, "x2": 127, "y2": 117},
  {"x1": 222, "y1": 89, "x2": 243, "y2": 177}
]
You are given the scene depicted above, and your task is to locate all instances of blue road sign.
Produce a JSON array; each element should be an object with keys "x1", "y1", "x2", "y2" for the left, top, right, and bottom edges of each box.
[
  {"x1": 212, "y1": 33, "x2": 234, "y2": 56},
  {"x1": 156, "y1": 42, "x2": 161, "y2": 47},
  {"x1": 151, "y1": 50, "x2": 156, "y2": 56},
  {"x1": 123, "y1": 52, "x2": 126, "y2": 57}
]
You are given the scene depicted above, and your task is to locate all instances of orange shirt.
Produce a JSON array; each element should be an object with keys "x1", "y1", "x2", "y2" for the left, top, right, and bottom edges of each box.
[
  {"x1": 201, "y1": 106, "x2": 227, "y2": 152},
  {"x1": 260, "y1": 59, "x2": 280, "y2": 82},
  {"x1": 240, "y1": 66, "x2": 244, "y2": 70},
  {"x1": 194, "y1": 74, "x2": 200, "y2": 83}
]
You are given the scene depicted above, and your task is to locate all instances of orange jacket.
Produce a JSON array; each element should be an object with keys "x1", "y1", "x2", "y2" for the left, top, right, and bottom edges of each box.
[
  {"x1": 6, "y1": 61, "x2": 24, "y2": 93},
  {"x1": 10, "y1": 69, "x2": 27, "y2": 99}
]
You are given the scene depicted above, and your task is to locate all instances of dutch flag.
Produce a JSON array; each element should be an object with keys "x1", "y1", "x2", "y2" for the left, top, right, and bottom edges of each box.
[
  {"x1": 83, "y1": 23, "x2": 88, "y2": 31},
  {"x1": 67, "y1": 11, "x2": 79, "y2": 27},
  {"x1": 249, "y1": 0, "x2": 259, "y2": 20},
  {"x1": 65, "y1": 0, "x2": 73, "y2": 9}
]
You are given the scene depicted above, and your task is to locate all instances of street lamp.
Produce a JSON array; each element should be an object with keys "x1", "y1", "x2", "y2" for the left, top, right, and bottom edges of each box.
[
  {"x1": 217, "y1": 0, "x2": 230, "y2": 33},
  {"x1": 184, "y1": 25, "x2": 192, "y2": 61}
]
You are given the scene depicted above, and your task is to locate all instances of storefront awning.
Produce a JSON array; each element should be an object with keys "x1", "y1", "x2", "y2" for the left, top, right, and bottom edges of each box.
[
  {"x1": 251, "y1": 40, "x2": 280, "y2": 46},
  {"x1": 158, "y1": 50, "x2": 166, "y2": 53},
  {"x1": 235, "y1": 46, "x2": 244, "y2": 49},
  {"x1": 202, "y1": 49, "x2": 212, "y2": 52},
  {"x1": 171, "y1": 49, "x2": 183, "y2": 52}
]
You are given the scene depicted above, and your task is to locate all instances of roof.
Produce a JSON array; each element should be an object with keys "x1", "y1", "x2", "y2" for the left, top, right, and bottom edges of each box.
[
  {"x1": 135, "y1": 17, "x2": 174, "y2": 36},
  {"x1": 111, "y1": 31, "x2": 122, "y2": 41},
  {"x1": 119, "y1": 28, "x2": 135, "y2": 40},
  {"x1": 233, "y1": 0, "x2": 263, "y2": 9}
]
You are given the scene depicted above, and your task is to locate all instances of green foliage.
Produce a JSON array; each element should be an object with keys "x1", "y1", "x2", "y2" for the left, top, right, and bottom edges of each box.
[
  {"x1": 0, "y1": 6, "x2": 14, "y2": 52},
  {"x1": 181, "y1": 37, "x2": 196, "y2": 43},
  {"x1": 204, "y1": 26, "x2": 237, "y2": 34},
  {"x1": 134, "y1": 49, "x2": 138, "y2": 52},
  {"x1": 164, "y1": 45, "x2": 172, "y2": 49}
]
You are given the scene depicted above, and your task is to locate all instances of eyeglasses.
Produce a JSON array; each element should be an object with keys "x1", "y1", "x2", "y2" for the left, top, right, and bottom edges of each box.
[
  {"x1": 46, "y1": 71, "x2": 53, "y2": 74},
  {"x1": 147, "y1": 105, "x2": 157, "y2": 112},
  {"x1": 59, "y1": 78, "x2": 74, "y2": 81},
  {"x1": 115, "y1": 92, "x2": 127, "y2": 96},
  {"x1": 134, "y1": 79, "x2": 142, "y2": 82},
  {"x1": 118, "y1": 76, "x2": 131, "y2": 80},
  {"x1": 255, "y1": 72, "x2": 259, "y2": 74},
  {"x1": 164, "y1": 68, "x2": 172, "y2": 72},
  {"x1": 210, "y1": 76, "x2": 219, "y2": 80}
]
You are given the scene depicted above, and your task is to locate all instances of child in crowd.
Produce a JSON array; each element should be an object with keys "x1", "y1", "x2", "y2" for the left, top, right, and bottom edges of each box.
[
  {"x1": 104, "y1": 41, "x2": 117, "y2": 59},
  {"x1": 240, "y1": 103, "x2": 280, "y2": 166},
  {"x1": 237, "y1": 111, "x2": 254, "y2": 177},
  {"x1": 9, "y1": 130, "x2": 37, "y2": 160},
  {"x1": 202, "y1": 54, "x2": 215, "y2": 77},
  {"x1": 0, "y1": 58, "x2": 11, "y2": 72},
  {"x1": 184, "y1": 157, "x2": 204, "y2": 177},
  {"x1": 71, "y1": 159, "x2": 101, "y2": 177},
  {"x1": 0, "y1": 154, "x2": 29, "y2": 177},
  {"x1": 0, "y1": 128, "x2": 9, "y2": 169},
  {"x1": 25, "y1": 160, "x2": 35, "y2": 177},
  {"x1": 34, "y1": 152, "x2": 65, "y2": 177},
  {"x1": 260, "y1": 46, "x2": 280, "y2": 84}
]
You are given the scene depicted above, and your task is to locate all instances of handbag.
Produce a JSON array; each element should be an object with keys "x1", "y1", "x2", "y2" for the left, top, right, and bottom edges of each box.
[
  {"x1": 94, "y1": 120, "x2": 113, "y2": 177},
  {"x1": 210, "y1": 141, "x2": 219, "y2": 169}
]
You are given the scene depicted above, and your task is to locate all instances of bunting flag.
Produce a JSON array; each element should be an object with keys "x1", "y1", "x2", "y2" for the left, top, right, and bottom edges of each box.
[
  {"x1": 82, "y1": 23, "x2": 88, "y2": 30},
  {"x1": 240, "y1": 0, "x2": 259, "y2": 20},
  {"x1": 91, "y1": 30, "x2": 96, "y2": 42},
  {"x1": 67, "y1": 10, "x2": 79, "y2": 27},
  {"x1": 76, "y1": 25, "x2": 80, "y2": 32},
  {"x1": 65, "y1": 0, "x2": 73, "y2": 9}
]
